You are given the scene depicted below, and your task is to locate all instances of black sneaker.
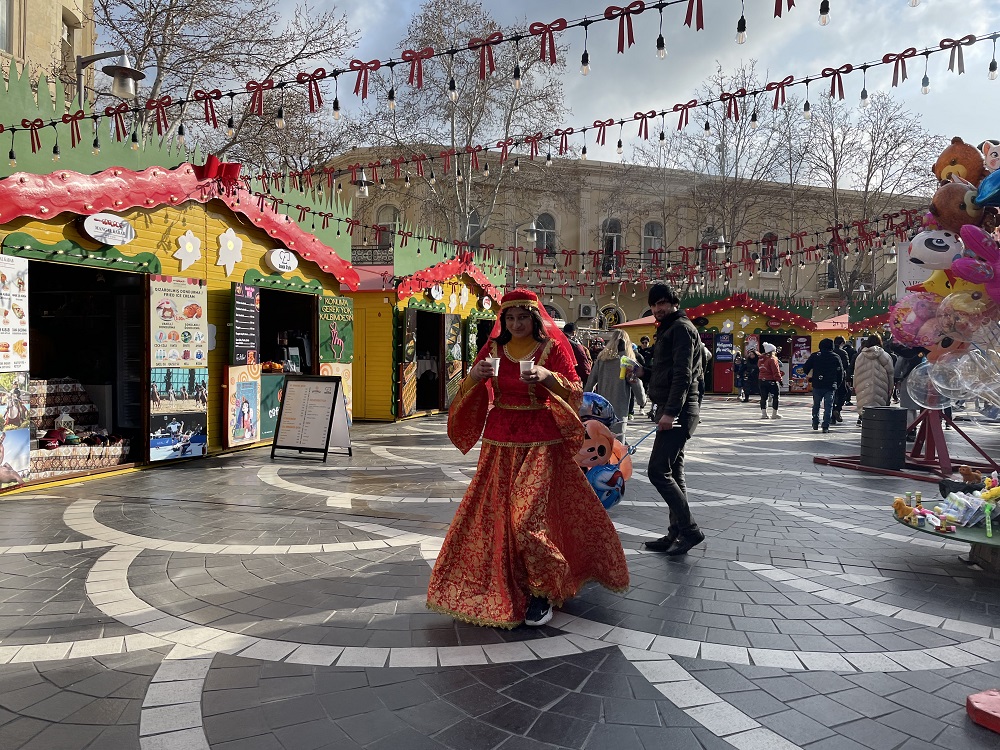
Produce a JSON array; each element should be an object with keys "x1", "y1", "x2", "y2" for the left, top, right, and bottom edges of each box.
[
  {"x1": 643, "y1": 532, "x2": 678, "y2": 552},
  {"x1": 822, "y1": 425, "x2": 829, "y2": 433},
  {"x1": 812, "y1": 422, "x2": 819, "y2": 431},
  {"x1": 524, "y1": 596, "x2": 552, "y2": 627},
  {"x1": 665, "y1": 530, "x2": 706, "y2": 556}
]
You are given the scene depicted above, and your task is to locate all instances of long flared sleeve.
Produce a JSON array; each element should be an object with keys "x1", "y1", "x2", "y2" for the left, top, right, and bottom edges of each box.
[{"x1": 447, "y1": 345, "x2": 493, "y2": 454}]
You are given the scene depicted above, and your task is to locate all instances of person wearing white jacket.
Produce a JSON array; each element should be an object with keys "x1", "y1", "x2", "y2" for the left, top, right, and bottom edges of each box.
[{"x1": 853, "y1": 334, "x2": 895, "y2": 427}]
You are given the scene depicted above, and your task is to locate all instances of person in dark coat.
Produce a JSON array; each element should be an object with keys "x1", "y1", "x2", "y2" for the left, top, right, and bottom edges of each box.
[
  {"x1": 803, "y1": 338, "x2": 844, "y2": 433},
  {"x1": 642, "y1": 284, "x2": 704, "y2": 556},
  {"x1": 742, "y1": 348, "x2": 760, "y2": 403},
  {"x1": 733, "y1": 352, "x2": 745, "y2": 399},
  {"x1": 637, "y1": 335, "x2": 655, "y2": 419},
  {"x1": 832, "y1": 335, "x2": 855, "y2": 422}
]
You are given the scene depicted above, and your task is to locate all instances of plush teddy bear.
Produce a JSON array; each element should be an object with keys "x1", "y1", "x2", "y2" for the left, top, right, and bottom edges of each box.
[
  {"x1": 928, "y1": 180, "x2": 985, "y2": 233},
  {"x1": 958, "y1": 465, "x2": 983, "y2": 483},
  {"x1": 933, "y1": 137, "x2": 988, "y2": 186}
]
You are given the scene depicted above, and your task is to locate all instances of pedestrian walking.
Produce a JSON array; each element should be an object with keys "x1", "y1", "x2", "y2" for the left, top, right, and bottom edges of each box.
[
  {"x1": 832, "y1": 335, "x2": 855, "y2": 423},
  {"x1": 585, "y1": 330, "x2": 646, "y2": 442},
  {"x1": 562, "y1": 322, "x2": 592, "y2": 382},
  {"x1": 427, "y1": 289, "x2": 629, "y2": 628},
  {"x1": 758, "y1": 342, "x2": 784, "y2": 419},
  {"x1": 637, "y1": 335, "x2": 655, "y2": 418},
  {"x1": 853, "y1": 333, "x2": 895, "y2": 427},
  {"x1": 733, "y1": 351, "x2": 745, "y2": 400},
  {"x1": 742, "y1": 348, "x2": 760, "y2": 402},
  {"x1": 803, "y1": 338, "x2": 844, "y2": 432},
  {"x1": 641, "y1": 284, "x2": 705, "y2": 556}
]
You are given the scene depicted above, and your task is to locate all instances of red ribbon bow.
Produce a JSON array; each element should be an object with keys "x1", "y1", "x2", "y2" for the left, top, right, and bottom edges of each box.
[
  {"x1": 882, "y1": 212, "x2": 898, "y2": 232},
  {"x1": 588, "y1": 248, "x2": 603, "y2": 268},
  {"x1": 367, "y1": 161, "x2": 381, "y2": 183},
  {"x1": 245, "y1": 79, "x2": 274, "y2": 116},
  {"x1": 193, "y1": 89, "x2": 222, "y2": 128},
  {"x1": 296, "y1": 205, "x2": 310, "y2": 222},
  {"x1": 720, "y1": 89, "x2": 746, "y2": 122},
  {"x1": 465, "y1": 145, "x2": 482, "y2": 170},
  {"x1": 529, "y1": 18, "x2": 567, "y2": 64},
  {"x1": 402, "y1": 47, "x2": 434, "y2": 88},
  {"x1": 145, "y1": 95, "x2": 172, "y2": 136},
  {"x1": 822, "y1": 64, "x2": 853, "y2": 99},
  {"x1": 350, "y1": 59, "x2": 381, "y2": 100},
  {"x1": 345, "y1": 218, "x2": 361, "y2": 236},
  {"x1": 61, "y1": 110, "x2": 85, "y2": 148},
  {"x1": 469, "y1": 33, "x2": 503, "y2": 80},
  {"x1": 554, "y1": 127, "x2": 574, "y2": 155},
  {"x1": 940, "y1": 35, "x2": 976, "y2": 74},
  {"x1": 593, "y1": 118, "x2": 615, "y2": 146},
  {"x1": 296, "y1": 68, "x2": 327, "y2": 112},
  {"x1": 605, "y1": 2, "x2": 645, "y2": 54},
  {"x1": 411, "y1": 153, "x2": 427, "y2": 176},
  {"x1": 347, "y1": 163, "x2": 361, "y2": 183},
  {"x1": 633, "y1": 110, "x2": 656, "y2": 140},
  {"x1": 882, "y1": 48, "x2": 917, "y2": 87},
  {"x1": 560, "y1": 248, "x2": 575, "y2": 267},
  {"x1": 21, "y1": 118, "x2": 44, "y2": 154},
  {"x1": 372, "y1": 224, "x2": 387, "y2": 245},
  {"x1": 827, "y1": 224, "x2": 847, "y2": 252},
  {"x1": 390, "y1": 157, "x2": 405, "y2": 179},
  {"x1": 439, "y1": 148, "x2": 456, "y2": 173},
  {"x1": 429, "y1": 236, "x2": 443, "y2": 254},
  {"x1": 104, "y1": 103, "x2": 129, "y2": 142},
  {"x1": 765, "y1": 75, "x2": 794, "y2": 110},
  {"x1": 495, "y1": 137, "x2": 514, "y2": 163},
  {"x1": 684, "y1": 0, "x2": 704, "y2": 31},
  {"x1": 672, "y1": 100, "x2": 697, "y2": 130},
  {"x1": 901, "y1": 208, "x2": 922, "y2": 229},
  {"x1": 524, "y1": 132, "x2": 544, "y2": 160},
  {"x1": 398, "y1": 230, "x2": 413, "y2": 247},
  {"x1": 774, "y1": 0, "x2": 795, "y2": 17},
  {"x1": 790, "y1": 231, "x2": 808, "y2": 251}
]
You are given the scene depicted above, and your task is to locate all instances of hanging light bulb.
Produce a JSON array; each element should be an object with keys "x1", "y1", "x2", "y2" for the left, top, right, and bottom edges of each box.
[
  {"x1": 404, "y1": 174, "x2": 411, "y2": 189},
  {"x1": 735, "y1": 14, "x2": 747, "y2": 45},
  {"x1": 483, "y1": 162, "x2": 490, "y2": 178},
  {"x1": 447, "y1": 76, "x2": 458, "y2": 102},
  {"x1": 332, "y1": 97, "x2": 341, "y2": 120},
  {"x1": 513, "y1": 62, "x2": 521, "y2": 90},
  {"x1": 656, "y1": 34, "x2": 666, "y2": 59},
  {"x1": 750, "y1": 110, "x2": 759, "y2": 129},
  {"x1": 859, "y1": 87, "x2": 869, "y2": 107},
  {"x1": 990, "y1": 36, "x2": 999, "y2": 80},
  {"x1": 616, "y1": 138, "x2": 623, "y2": 155},
  {"x1": 51, "y1": 140, "x2": 60, "y2": 161},
  {"x1": 819, "y1": 0, "x2": 830, "y2": 26},
  {"x1": 580, "y1": 49, "x2": 590, "y2": 76},
  {"x1": 429, "y1": 169, "x2": 436, "y2": 185},
  {"x1": 568, "y1": 294, "x2": 574, "y2": 303},
  {"x1": 658, "y1": 130, "x2": 666, "y2": 147},
  {"x1": 336, "y1": 182, "x2": 343, "y2": 195},
  {"x1": 512, "y1": 157, "x2": 520, "y2": 173},
  {"x1": 456, "y1": 167, "x2": 463, "y2": 184},
  {"x1": 275, "y1": 105, "x2": 285, "y2": 129},
  {"x1": 225, "y1": 115, "x2": 235, "y2": 138},
  {"x1": 92, "y1": 134, "x2": 100, "y2": 155},
  {"x1": 130, "y1": 129, "x2": 140, "y2": 151},
  {"x1": 704, "y1": 120, "x2": 711, "y2": 133},
  {"x1": 908, "y1": 0, "x2": 919, "y2": 6},
  {"x1": 545, "y1": 151, "x2": 552, "y2": 167},
  {"x1": 378, "y1": 178, "x2": 386, "y2": 190},
  {"x1": 921, "y1": 74, "x2": 931, "y2": 94},
  {"x1": 803, "y1": 100, "x2": 811, "y2": 119},
  {"x1": 581, "y1": 144, "x2": 588, "y2": 160},
  {"x1": 7, "y1": 148, "x2": 14, "y2": 167},
  {"x1": 177, "y1": 122, "x2": 186, "y2": 147},
  {"x1": 387, "y1": 87, "x2": 396, "y2": 111}
]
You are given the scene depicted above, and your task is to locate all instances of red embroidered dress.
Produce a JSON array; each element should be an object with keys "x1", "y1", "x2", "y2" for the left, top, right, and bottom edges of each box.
[{"x1": 427, "y1": 296, "x2": 629, "y2": 628}]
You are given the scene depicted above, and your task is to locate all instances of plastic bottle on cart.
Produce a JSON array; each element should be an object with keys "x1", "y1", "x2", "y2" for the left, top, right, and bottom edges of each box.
[{"x1": 915, "y1": 491, "x2": 923, "y2": 508}]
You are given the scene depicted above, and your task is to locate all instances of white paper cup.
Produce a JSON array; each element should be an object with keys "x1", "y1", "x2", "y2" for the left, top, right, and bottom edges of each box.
[
  {"x1": 520, "y1": 359, "x2": 535, "y2": 374},
  {"x1": 485, "y1": 357, "x2": 501, "y2": 374}
]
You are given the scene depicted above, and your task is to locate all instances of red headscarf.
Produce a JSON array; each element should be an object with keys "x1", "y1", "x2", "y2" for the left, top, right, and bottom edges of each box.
[{"x1": 487, "y1": 289, "x2": 579, "y2": 381}]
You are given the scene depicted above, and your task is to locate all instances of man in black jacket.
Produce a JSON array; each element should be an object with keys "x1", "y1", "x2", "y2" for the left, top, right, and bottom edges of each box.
[
  {"x1": 803, "y1": 338, "x2": 844, "y2": 433},
  {"x1": 831, "y1": 335, "x2": 854, "y2": 424},
  {"x1": 642, "y1": 284, "x2": 705, "y2": 555}
]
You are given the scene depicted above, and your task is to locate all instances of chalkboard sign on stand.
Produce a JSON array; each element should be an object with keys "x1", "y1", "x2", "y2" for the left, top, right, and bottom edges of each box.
[
  {"x1": 270, "y1": 375, "x2": 352, "y2": 462},
  {"x1": 231, "y1": 282, "x2": 260, "y2": 366}
]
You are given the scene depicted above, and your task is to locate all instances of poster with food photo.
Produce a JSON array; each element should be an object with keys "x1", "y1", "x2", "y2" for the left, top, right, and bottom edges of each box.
[
  {"x1": 149, "y1": 276, "x2": 208, "y2": 368},
  {"x1": 0, "y1": 255, "x2": 29, "y2": 372}
]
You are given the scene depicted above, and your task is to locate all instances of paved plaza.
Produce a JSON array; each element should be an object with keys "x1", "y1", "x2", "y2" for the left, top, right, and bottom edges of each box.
[{"x1": 1, "y1": 398, "x2": 1000, "y2": 750}]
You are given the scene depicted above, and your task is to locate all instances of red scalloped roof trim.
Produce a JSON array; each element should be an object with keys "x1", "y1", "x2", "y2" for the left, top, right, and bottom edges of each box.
[
  {"x1": 396, "y1": 254, "x2": 499, "y2": 303},
  {"x1": 685, "y1": 293, "x2": 816, "y2": 330},
  {"x1": 850, "y1": 313, "x2": 889, "y2": 332},
  {"x1": 0, "y1": 163, "x2": 359, "y2": 289}
]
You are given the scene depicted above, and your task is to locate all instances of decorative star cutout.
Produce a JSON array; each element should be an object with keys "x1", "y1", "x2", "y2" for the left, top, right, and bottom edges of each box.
[
  {"x1": 174, "y1": 230, "x2": 202, "y2": 272},
  {"x1": 216, "y1": 228, "x2": 243, "y2": 277}
]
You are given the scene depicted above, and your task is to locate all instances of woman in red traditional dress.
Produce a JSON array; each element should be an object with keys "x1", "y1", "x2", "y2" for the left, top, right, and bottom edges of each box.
[{"x1": 427, "y1": 290, "x2": 629, "y2": 628}]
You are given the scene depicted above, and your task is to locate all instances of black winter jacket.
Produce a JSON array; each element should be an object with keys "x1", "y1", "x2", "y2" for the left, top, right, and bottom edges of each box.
[
  {"x1": 803, "y1": 350, "x2": 844, "y2": 389},
  {"x1": 649, "y1": 311, "x2": 702, "y2": 419}
]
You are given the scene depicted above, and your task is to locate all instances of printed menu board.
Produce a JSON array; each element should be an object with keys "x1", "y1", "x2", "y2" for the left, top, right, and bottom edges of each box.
[
  {"x1": 150, "y1": 276, "x2": 208, "y2": 368},
  {"x1": 274, "y1": 378, "x2": 337, "y2": 451},
  {"x1": 0, "y1": 255, "x2": 29, "y2": 372},
  {"x1": 231, "y1": 282, "x2": 260, "y2": 366}
]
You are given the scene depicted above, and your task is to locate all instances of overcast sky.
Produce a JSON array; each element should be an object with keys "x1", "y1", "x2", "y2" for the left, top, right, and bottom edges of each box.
[{"x1": 275, "y1": 0, "x2": 998, "y2": 163}]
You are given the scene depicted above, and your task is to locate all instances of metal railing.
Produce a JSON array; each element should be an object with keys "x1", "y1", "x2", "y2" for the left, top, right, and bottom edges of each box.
[{"x1": 351, "y1": 245, "x2": 394, "y2": 265}]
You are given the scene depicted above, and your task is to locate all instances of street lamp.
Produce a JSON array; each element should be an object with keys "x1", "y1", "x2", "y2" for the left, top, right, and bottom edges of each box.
[{"x1": 76, "y1": 51, "x2": 145, "y2": 108}]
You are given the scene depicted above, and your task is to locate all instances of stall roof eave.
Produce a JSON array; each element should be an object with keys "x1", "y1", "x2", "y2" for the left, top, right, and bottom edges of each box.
[{"x1": 0, "y1": 163, "x2": 359, "y2": 290}]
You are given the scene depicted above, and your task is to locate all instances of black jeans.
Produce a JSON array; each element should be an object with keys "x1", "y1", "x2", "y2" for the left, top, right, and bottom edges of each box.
[
  {"x1": 834, "y1": 380, "x2": 849, "y2": 412},
  {"x1": 812, "y1": 387, "x2": 834, "y2": 427},
  {"x1": 647, "y1": 412, "x2": 699, "y2": 537},
  {"x1": 759, "y1": 381, "x2": 779, "y2": 411}
]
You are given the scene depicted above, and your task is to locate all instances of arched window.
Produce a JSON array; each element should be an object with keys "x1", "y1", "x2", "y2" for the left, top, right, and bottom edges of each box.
[
  {"x1": 642, "y1": 221, "x2": 663, "y2": 265},
  {"x1": 601, "y1": 218, "x2": 622, "y2": 275},
  {"x1": 376, "y1": 205, "x2": 400, "y2": 250},
  {"x1": 468, "y1": 209, "x2": 482, "y2": 250},
  {"x1": 535, "y1": 213, "x2": 556, "y2": 258},
  {"x1": 761, "y1": 231, "x2": 779, "y2": 273}
]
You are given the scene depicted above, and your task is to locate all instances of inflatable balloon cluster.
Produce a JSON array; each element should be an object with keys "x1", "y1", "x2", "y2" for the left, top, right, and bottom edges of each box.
[
  {"x1": 576, "y1": 392, "x2": 632, "y2": 510},
  {"x1": 892, "y1": 136, "x2": 1000, "y2": 362},
  {"x1": 906, "y1": 348, "x2": 1000, "y2": 419}
]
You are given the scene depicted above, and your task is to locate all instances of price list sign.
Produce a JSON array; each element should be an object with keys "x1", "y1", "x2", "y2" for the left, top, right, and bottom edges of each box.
[
  {"x1": 270, "y1": 376, "x2": 352, "y2": 461},
  {"x1": 231, "y1": 282, "x2": 260, "y2": 366}
]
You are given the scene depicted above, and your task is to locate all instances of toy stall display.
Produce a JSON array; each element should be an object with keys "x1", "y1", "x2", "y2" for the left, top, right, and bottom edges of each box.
[{"x1": 892, "y1": 467, "x2": 1000, "y2": 536}]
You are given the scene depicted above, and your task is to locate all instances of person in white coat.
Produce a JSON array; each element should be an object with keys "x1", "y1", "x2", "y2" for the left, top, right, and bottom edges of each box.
[{"x1": 853, "y1": 334, "x2": 895, "y2": 427}]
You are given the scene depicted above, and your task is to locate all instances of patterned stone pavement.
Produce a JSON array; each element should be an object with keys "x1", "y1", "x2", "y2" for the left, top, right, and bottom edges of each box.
[{"x1": 1, "y1": 398, "x2": 1000, "y2": 749}]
